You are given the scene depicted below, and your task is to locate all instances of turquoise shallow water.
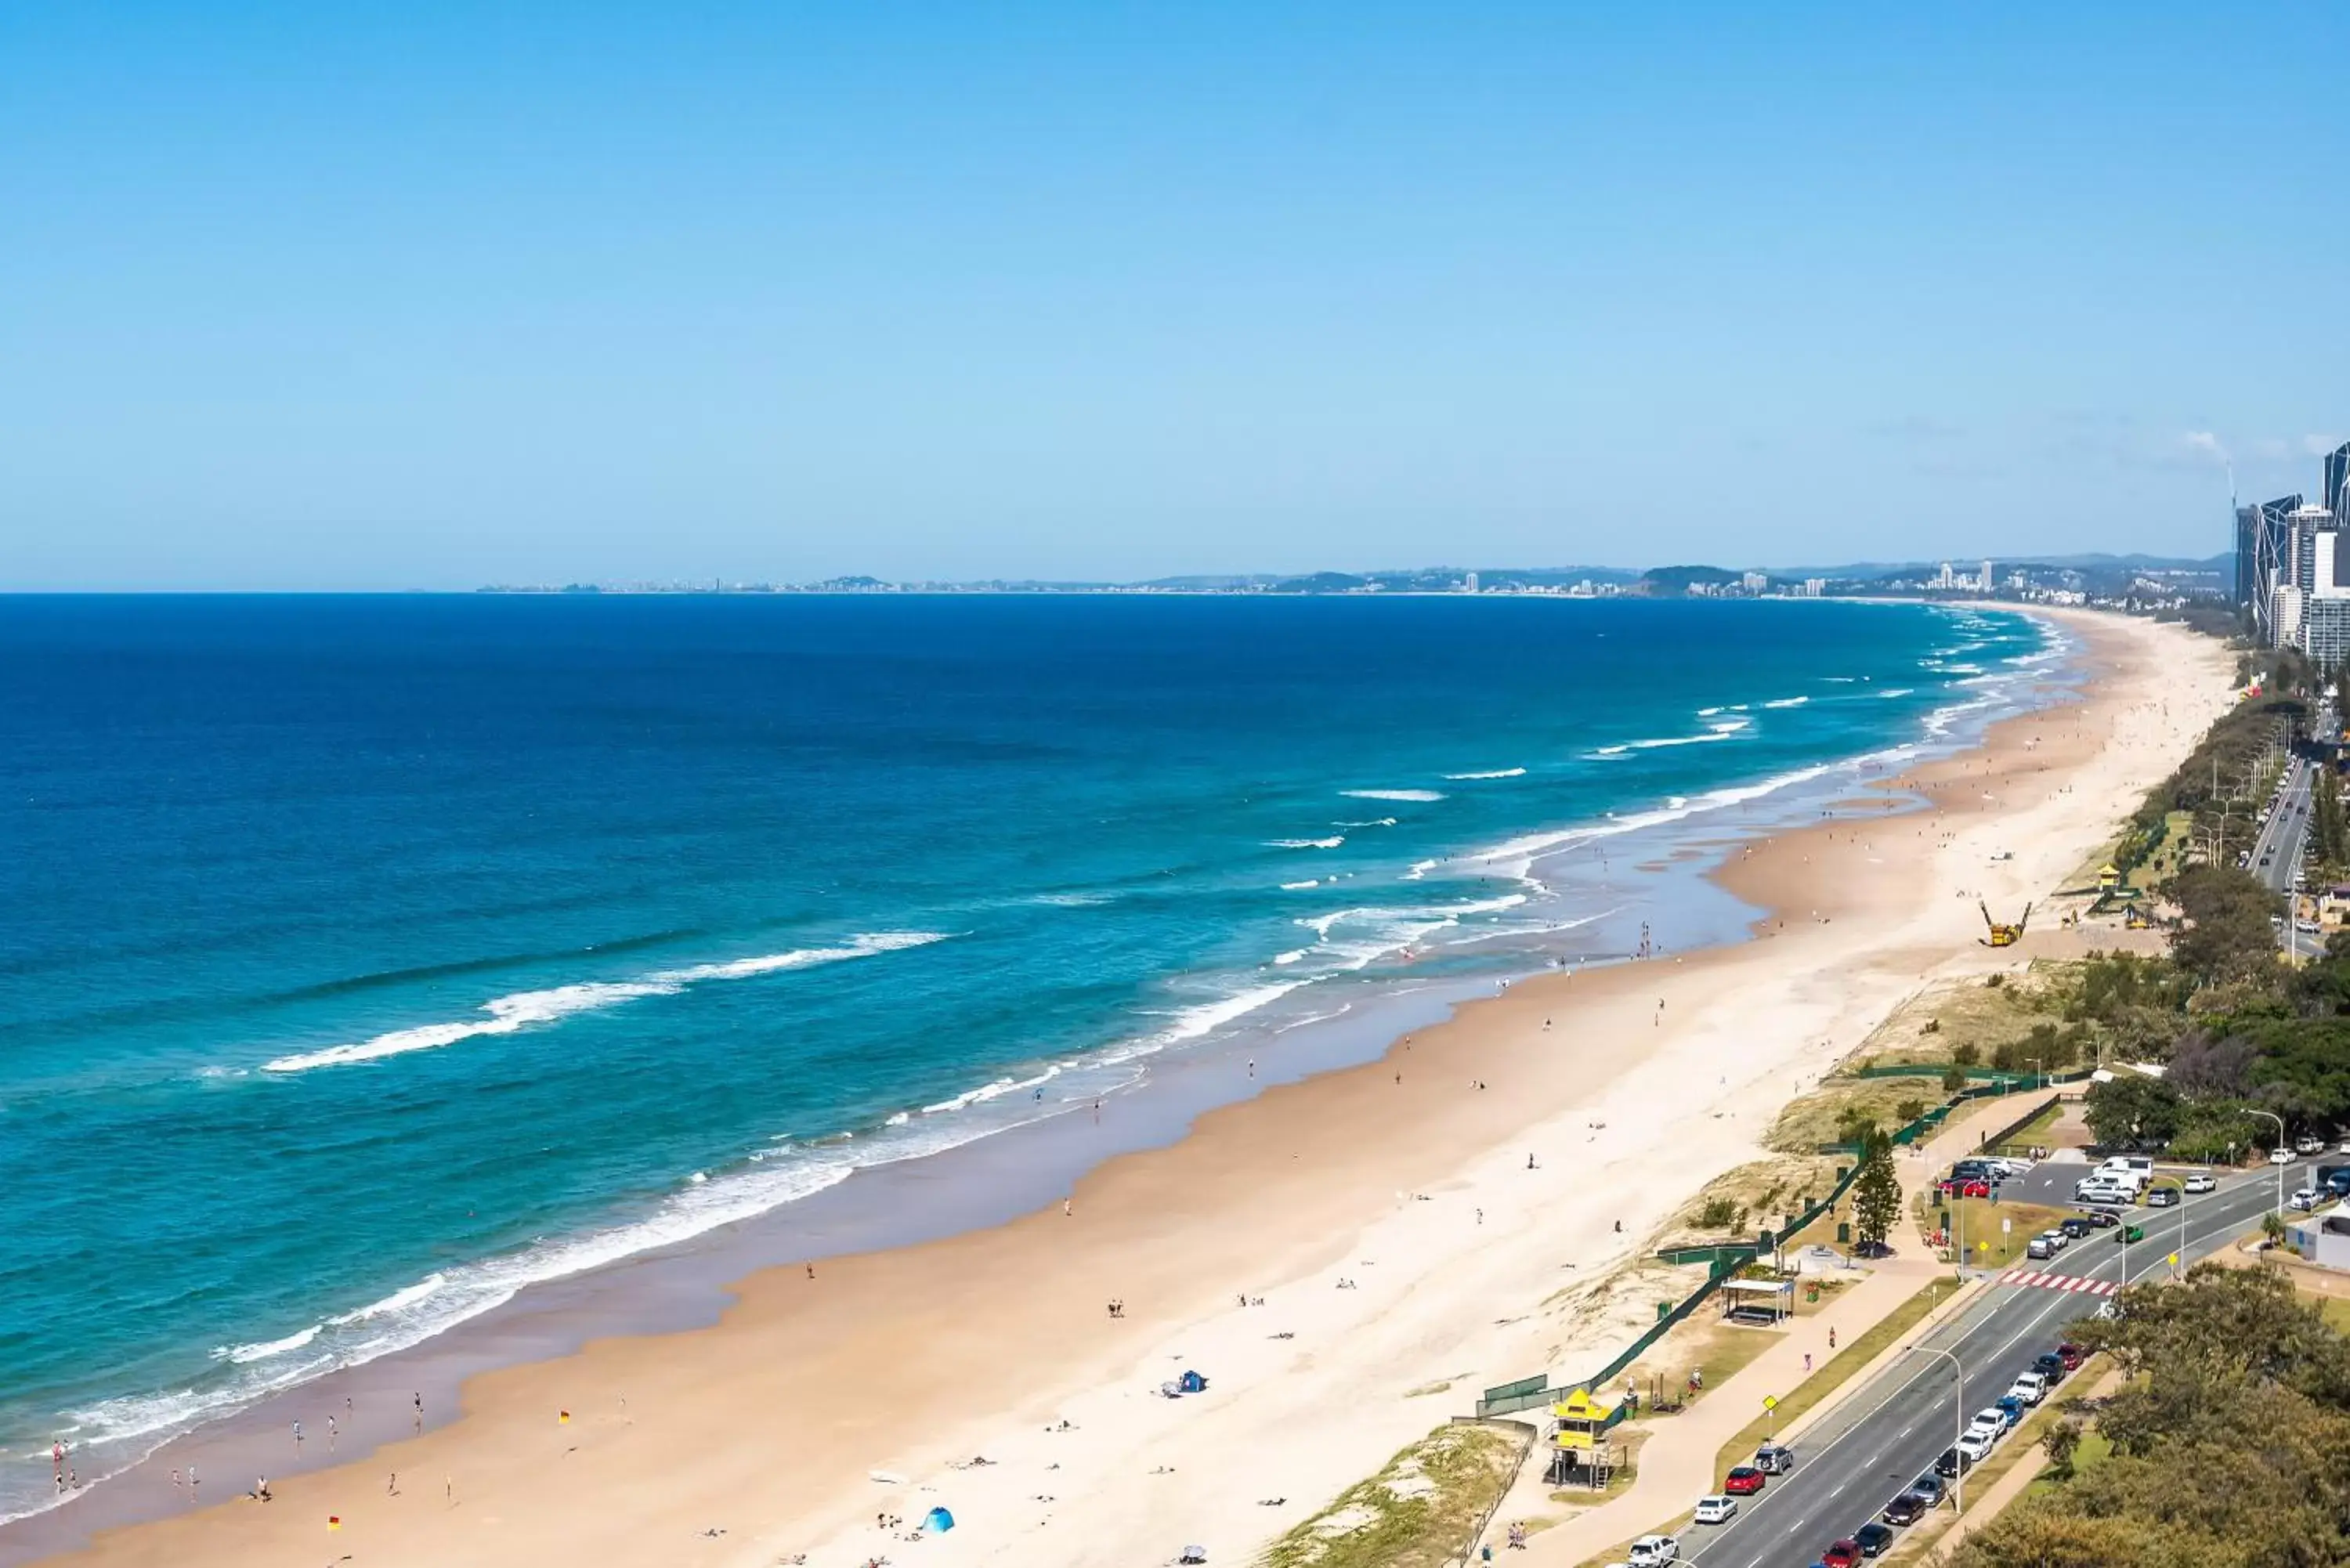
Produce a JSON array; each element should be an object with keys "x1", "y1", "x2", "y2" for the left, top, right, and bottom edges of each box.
[{"x1": 0, "y1": 592, "x2": 2051, "y2": 1518}]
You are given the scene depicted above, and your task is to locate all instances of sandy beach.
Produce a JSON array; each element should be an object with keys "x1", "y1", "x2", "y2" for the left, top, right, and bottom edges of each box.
[{"x1": 20, "y1": 608, "x2": 2236, "y2": 1568}]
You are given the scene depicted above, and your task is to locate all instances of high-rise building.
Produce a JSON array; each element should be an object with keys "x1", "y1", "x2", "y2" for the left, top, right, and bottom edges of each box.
[
  {"x1": 1462, "y1": 571, "x2": 1480, "y2": 594},
  {"x1": 2243, "y1": 494, "x2": 2304, "y2": 646},
  {"x1": 1979, "y1": 560, "x2": 1994, "y2": 592},
  {"x1": 2328, "y1": 440, "x2": 2350, "y2": 526}
]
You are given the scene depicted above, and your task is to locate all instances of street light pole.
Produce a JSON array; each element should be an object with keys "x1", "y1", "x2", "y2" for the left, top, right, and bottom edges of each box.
[
  {"x1": 1909, "y1": 1344, "x2": 1966, "y2": 1518},
  {"x1": 2251, "y1": 1109, "x2": 2288, "y2": 1218}
]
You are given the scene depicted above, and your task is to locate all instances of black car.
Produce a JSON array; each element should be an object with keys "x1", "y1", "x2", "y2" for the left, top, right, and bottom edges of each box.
[
  {"x1": 1909, "y1": 1473, "x2": 1946, "y2": 1504},
  {"x1": 2084, "y1": 1208, "x2": 2121, "y2": 1228},
  {"x1": 1882, "y1": 1492, "x2": 1931, "y2": 1526},
  {"x1": 1854, "y1": 1522, "x2": 1896, "y2": 1555},
  {"x1": 2059, "y1": 1216, "x2": 2093, "y2": 1239},
  {"x1": 1934, "y1": 1446, "x2": 1975, "y2": 1478},
  {"x1": 2033, "y1": 1351, "x2": 2066, "y2": 1379}
]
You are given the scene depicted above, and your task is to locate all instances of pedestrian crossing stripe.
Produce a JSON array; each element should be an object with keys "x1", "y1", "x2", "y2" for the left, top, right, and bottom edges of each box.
[{"x1": 1995, "y1": 1269, "x2": 2117, "y2": 1295}]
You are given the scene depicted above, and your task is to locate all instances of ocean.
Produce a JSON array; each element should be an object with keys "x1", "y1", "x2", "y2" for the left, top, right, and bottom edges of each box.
[{"x1": 0, "y1": 592, "x2": 2058, "y2": 1522}]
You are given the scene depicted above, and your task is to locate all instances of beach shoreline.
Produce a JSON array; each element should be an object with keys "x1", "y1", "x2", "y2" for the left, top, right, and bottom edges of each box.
[{"x1": 8, "y1": 607, "x2": 2232, "y2": 1568}]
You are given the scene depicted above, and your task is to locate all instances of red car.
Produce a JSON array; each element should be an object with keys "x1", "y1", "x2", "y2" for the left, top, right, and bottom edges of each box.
[
  {"x1": 1939, "y1": 1178, "x2": 1991, "y2": 1199},
  {"x1": 1822, "y1": 1541, "x2": 1864, "y2": 1568},
  {"x1": 1722, "y1": 1466, "x2": 1766, "y2": 1495},
  {"x1": 2057, "y1": 1342, "x2": 2084, "y2": 1371}
]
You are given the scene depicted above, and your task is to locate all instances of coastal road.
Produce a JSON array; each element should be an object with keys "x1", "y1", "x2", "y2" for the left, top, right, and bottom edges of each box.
[
  {"x1": 1681, "y1": 1169, "x2": 2282, "y2": 1568},
  {"x1": 2250, "y1": 753, "x2": 2312, "y2": 959}
]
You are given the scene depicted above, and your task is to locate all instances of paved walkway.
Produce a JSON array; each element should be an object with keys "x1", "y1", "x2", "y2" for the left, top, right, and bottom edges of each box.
[
  {"x1": 1507, "y1": 1255, "x2": 1974, "y2": 1563},
  {"x1": 1491, "y1": 1089, "x2": 2065, "y2": 1563}
]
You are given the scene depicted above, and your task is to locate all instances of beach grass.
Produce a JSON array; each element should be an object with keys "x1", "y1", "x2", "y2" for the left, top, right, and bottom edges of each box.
[
  {"x1": 1712, "y1": 1272, "x2": 1956, "y2": 1478},
  {"x1": 1260, "y1": 1421, "x2": 1528, "y2": 1568},
  {"x1": 1841, "y1": 963, "x2": 2071, "y2": 1071}
]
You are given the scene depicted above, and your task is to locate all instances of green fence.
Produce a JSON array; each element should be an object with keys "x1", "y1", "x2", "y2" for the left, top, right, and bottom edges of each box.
[{"x1": 1474, "y1": 1068, "x2": 2091, "y2": 1418}]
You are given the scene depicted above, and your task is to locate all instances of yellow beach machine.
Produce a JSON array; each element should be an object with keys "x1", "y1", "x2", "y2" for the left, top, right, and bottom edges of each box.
[{"x1": 1979, "y1": 901, "x2": 2031, "y2": 948}]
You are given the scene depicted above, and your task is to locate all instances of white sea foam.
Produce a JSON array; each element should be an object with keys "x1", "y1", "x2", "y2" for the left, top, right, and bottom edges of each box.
[
  {"x1": 1280, "y1": 879, "x2": 1320, "y2": 890},
  {"x1": 1272, "y1": 948, "x2": 1310, "y2": 966},
  {"x1": 1339, "y1": 788, "x2": 1446, "y2": 802},
  {"x1": 1443, "y1": 768, "x2": 1526, "y2": 780},
  {"x1": 1266, "y1": 836, "x2": 1346, "y2": 850},
  {"x1": 1877, "y1": 687, "x2": 1914, "y2": 698},
  {"x1": 1697, "y1": 706, "x2": 1724, "y2": 717},
  {"x1": 1333, "y1": 817, "x2": 1398, "y2": 828},
  {"x1": 1763, "y1": 695, "x2": 1809, "y2": 708},
  {"x1": 259, "y1": 933, "x2": 947, "y2": 1073},
  {"x1": 1593, "y1": 745, "x2": 1630, "y2": 757},
  {"x1": 326, "y1": 1275, "x2": 444, "y2": 1326},
  {"x1": 212, "y1": 1325, "x2": 319, "y2": 1364}
]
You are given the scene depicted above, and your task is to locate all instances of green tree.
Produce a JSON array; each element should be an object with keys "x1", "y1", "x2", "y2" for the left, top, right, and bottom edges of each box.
[
  {"x1": 2083, "y1": 1074, "x2": 2182, "y2": 1150},
  {"x1": 2166, "y1": 865, "x2": 2283, "y2": 988},
  {"x1": 1850, "y1": 1127, "x2": 1900, "y2": 1255}
]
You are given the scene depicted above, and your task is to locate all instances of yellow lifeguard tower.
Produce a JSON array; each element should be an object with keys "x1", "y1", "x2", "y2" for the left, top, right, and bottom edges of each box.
[
  {"x1": 2097, "y1": 864, "x2": 2121, "y2": 895},
  {"x1": 1550, "y1": 1386, "x2": 1621, "y2": 1453}
]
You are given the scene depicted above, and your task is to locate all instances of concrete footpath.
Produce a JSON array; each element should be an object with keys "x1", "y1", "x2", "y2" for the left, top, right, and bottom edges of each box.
[{"x1": 1487, "y1": 1087, "x2": 2062, "y2": 1564}]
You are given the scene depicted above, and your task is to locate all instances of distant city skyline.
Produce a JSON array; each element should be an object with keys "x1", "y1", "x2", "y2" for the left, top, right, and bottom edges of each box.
[{"x1": 2, "y1": 5, "x2": 2344, "y2": 590}]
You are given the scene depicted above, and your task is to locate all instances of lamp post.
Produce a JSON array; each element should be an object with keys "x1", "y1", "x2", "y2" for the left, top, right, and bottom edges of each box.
[
  {"x1": 1907, "y1": 1344, "x2": 1966, "y2": 1518},
  {"x1": 2156, "y1": 1175, "x2": 2186, "y2": 1277},
  {"x1": 2250, "y1": 1109, "x2": 2288, "y2": 1217}
]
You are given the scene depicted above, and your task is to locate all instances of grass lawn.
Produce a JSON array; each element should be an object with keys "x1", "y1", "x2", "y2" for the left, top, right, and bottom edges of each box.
[
  {"x1": 1263, "y1": 1421, "x2": 1528, "y2": 1568},
  {"x1": 1986, "y1": 1100, "x2": 2064, "y2": 1155},
  {"x1": 1712, "y1": 1271, "x2": 1959, "y2": 1476},
  {"x1": 2312, "y1": 1295, "x2": 2350, "y2": 1335},
  {"x1": 1933, "y1": 1198, "x2": 2070, "y2": 1271}
]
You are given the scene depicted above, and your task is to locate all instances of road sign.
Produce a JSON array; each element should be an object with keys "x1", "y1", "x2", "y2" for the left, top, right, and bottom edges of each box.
[{"x1": 1762, "y1": 1395, "x2": 1778, "y2": 1411}]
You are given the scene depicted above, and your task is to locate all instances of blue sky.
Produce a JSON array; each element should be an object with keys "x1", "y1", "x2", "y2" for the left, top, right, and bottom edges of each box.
[{"x1": 2, "y1": 3, "x2": 2343, "y2": 587}]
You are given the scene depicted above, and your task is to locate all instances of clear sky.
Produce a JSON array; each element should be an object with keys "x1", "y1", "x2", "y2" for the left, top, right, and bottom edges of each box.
[{"x1": 3, "y1": 3, "x2": 2344, "y2": 588}]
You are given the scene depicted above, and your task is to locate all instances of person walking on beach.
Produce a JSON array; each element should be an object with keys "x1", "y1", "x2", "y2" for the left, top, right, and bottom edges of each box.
[{"x1": 293, "y1": 1418, "x2": 302, "y2": 1451}]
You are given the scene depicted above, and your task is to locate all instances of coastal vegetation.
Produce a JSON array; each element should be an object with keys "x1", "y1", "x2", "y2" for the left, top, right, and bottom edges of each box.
[
  {"x1": 1258, "y1": 1421, "x2": 1527, "y2": 1568},
  {"x1": 1947, "y1": 1266, "x2": 2350, "y2": 1568}
]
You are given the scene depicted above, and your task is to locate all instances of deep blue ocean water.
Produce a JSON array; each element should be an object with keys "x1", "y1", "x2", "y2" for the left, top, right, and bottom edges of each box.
[{"x1": 0, "y1": 592, "x2": 2050, "y2": 1518}]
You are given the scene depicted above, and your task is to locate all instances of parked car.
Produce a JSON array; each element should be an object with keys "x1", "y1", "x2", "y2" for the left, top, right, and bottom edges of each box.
[
  {"x1": 1820, "y1": 1541, "x2": 1862, "y2": 1568},
  {"x1": 1995, "y1": 1394, "x2": 2027, "y2": 1425},
  {"x1": 1944, "y1": 1178, "x2": 1992, "y2": 1199},
  {"x1": 2059, "y1": 1216, "x2": 2094, "y2": 1238},
  {"x1": 2290, "y1": 1187, "x2": 2320, "y2": 1212},
  {"x1": 1853, "y1": 1522, "x2": 1896, "y2": 1557},
  {"x1": 1722, "y1": 1466, "x2": 1765, "y2": 1495},
  {"x1": 2026, "y1": 1235, "x2": 2055, "y2": 1260},
  {"x1": 2008, "y1": 1371, "x2": 2049, "y2": 1405},
  {"x1": 1626, "y1": 1534, "x2": 1679, "y2": 1566},
  {"x1": 2272, "y1": 1148, "x2": 2295, "y2": 1165},
  {"x1": 2034, "y1": 1351, "x2": 2066, "y2": 1380},
  {"x1": 2146, "y1": 1186, "x2": 2180, "y2": 1208},
  {"x1": 1882, "y1": 1490, "x2": 1932, "y2": 1526},
  {"x1": 2183, "y1": 1172, "x2": 2217, "y2": 1194},
  {"x1": 1754, "y1": 1443, "x2": 1796, "y2": 1474},
  {"x1": 1934, "y1": 1446, "x2": 1974, "y2": 1479},
  {"x1": 2057, "y1": 1342, "x2": 2084, "y2": 1371},
  {"x1": 1693, "y1": 1495, "x2": 1737, "y2": 1526},
  {"x1": 1956, "y1": 1430, "x2": 1997, "y2": 1464},
  {"x1": 2297, "y1": 1135, "x2": 2325, "y2": 1154},
  {"x1": 1909, "y1": 1472, "x2": 1947, "y2": 1504},
  {"x1": 2084, "y1": 1208, "x2": 2121, "y2": 1228}
]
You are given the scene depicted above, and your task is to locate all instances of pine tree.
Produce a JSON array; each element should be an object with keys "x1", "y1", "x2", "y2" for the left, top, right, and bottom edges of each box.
[{"x1": 1851, "y1": 1126, "x2": 1900, "y2": 1255}]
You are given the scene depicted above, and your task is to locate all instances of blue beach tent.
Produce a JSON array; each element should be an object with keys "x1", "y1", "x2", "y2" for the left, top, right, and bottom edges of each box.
[{"x1": 925, "y1": 1507, "x2": 955, "y2": 1533}]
